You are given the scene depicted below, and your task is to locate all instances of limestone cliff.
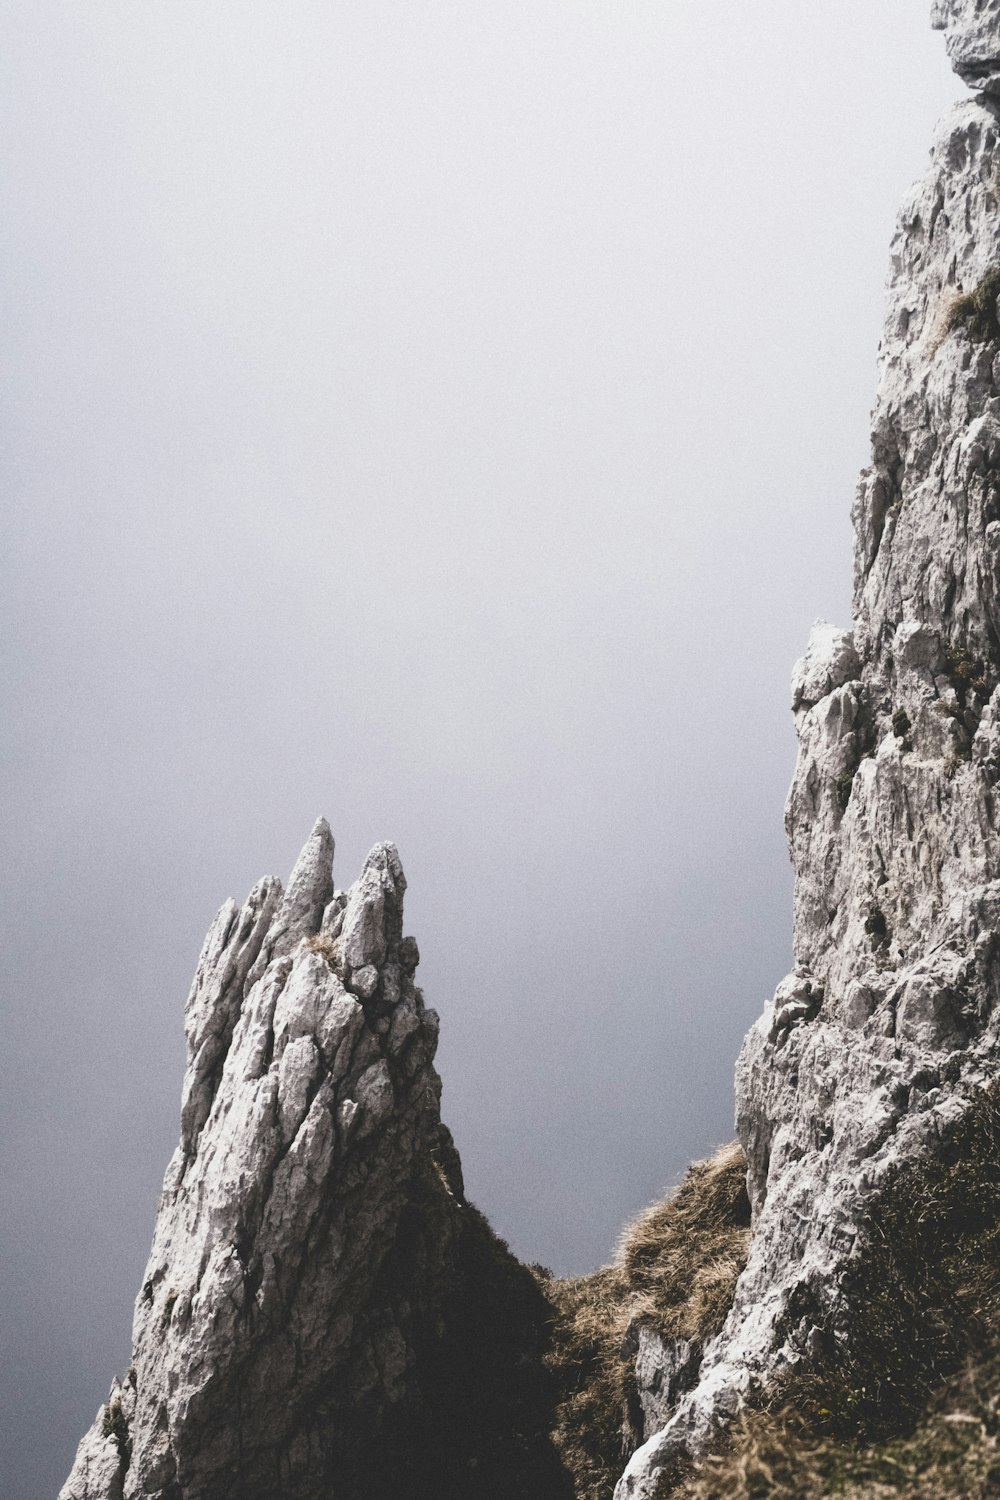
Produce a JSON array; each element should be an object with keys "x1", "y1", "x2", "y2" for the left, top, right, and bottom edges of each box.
[{"x1": 617, "y1": 6, "x2": 1000, "y2": 1494}]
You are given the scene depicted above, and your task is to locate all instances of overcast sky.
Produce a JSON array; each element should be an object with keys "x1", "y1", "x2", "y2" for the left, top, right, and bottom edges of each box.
[{"x1": 1, "y1": 5, "x2": 958, "y2": 1497}]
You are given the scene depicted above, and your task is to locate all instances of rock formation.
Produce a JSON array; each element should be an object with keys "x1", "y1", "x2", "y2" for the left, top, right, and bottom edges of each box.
[
  {"x1": 62, "y1": 8, "x2": 1000, "y2": 1499},
  {"x1": 617, "y1": 7, "x2": 1000, "y2": 1494},
  {"x1": 934, "y1": 0, "x2": 1000, "y2": 94},
  {"x1": 60, "y1": 823, "x2": 566, "y2": 1500}
]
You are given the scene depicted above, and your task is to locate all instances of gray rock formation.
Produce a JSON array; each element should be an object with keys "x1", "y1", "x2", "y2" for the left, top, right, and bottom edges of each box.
[
  {"x1": 60, "y1": 823, "x2": 565, "y2": 1500},
  {"x1": 933, "y1": 0, "x2": 1000, "y2": 95},
  {"x1": 617, "y1": 11, "x2": 1000, "y2": 1496},
  {"x1": 630, "y1": 1330, "x2": 701, "y2": 1443}
]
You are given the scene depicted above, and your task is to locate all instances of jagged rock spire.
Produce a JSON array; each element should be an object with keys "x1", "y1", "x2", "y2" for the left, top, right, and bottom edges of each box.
[
  {"x1": 59, "y1": 827, "x2": 563, "y2": 1500},
  {"x1": 62, "y1": 11, "x2": 1000, "y2": 1499},
  {"x1": 61, "y1": 825, "x2": 446, "y2": 1499}
]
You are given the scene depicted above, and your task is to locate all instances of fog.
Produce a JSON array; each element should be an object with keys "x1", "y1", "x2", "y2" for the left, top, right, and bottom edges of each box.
[{"x1": 0, "y1": 5, "x2": 957, "y2": 1495}]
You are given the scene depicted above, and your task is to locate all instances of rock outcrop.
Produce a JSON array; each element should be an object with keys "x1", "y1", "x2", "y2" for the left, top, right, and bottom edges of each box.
[
  {"x1": 617, "y1": 8, "x2": 1000, "y2": 1496},
  {"x1": 60, "y1": 823, "x2": 566, "y2": 1500},
  {"x1": 934, "y1": 0, "x2": 1000, "y2": 94}
]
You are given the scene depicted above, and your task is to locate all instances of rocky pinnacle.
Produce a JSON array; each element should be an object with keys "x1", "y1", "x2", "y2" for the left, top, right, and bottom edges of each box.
[
  {"x1": 59, "y1": 825, "x2": 563, "y2": 1500},
  {"x1": 617, "y1": 8, "x2": 1000, "y2": 1496}
]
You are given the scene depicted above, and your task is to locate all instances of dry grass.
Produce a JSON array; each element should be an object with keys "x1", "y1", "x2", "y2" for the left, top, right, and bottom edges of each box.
[
  {"x1": 544, "y1": 1266, "x2": 636, "y2": 1500},
  {"x1": 618, "y1": 1141, "x2": 751, "y2": 1342},
  {"x1": 671, "y1": 1358, "x2": 1000, "y2": 1500},
  {"x1": 306, "y1": 931, "x2": 337, "y2": 959},
  {"x1": 930, "y1": 266, "x2": 1000, "y2": 353},
  {"x1": 541, "y1": 1144, "x2": 752, "y2": 1500},
  {"x1": 306, "y1": 931, "x2": 344, "y2": 974}
]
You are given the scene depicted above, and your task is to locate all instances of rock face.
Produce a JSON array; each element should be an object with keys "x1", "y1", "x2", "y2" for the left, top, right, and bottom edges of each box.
[
  {"x1": 60, "y1": 822, "x2": 565, "y2": 1500},
  {"x1": 933, "y1": 0, "x2": 1000, "y2": 95},
  {"x1": 617, "y1": 13, "x2": 1000, "y2": 1498}
]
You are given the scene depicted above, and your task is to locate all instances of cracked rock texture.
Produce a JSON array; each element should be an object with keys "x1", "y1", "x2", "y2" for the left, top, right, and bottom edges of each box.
[
  {"x1": 60, "y1": 822, "x2": 564, "y2": 1500},
  {"x1": 616, "y1": 11, "x2": 1000, "y2": 1498}
]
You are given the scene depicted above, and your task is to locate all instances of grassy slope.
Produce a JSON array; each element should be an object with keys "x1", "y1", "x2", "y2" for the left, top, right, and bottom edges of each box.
[
  {"x1": 539, "y1": 1087, "x2": 1000, "y2": 1500},
  {"x1": 676, "y1": 1087, "x2": 1000, "y2": 1499},
  {"x1": 540, "y1": 1143, "x2": 752, "y2": 1500}
]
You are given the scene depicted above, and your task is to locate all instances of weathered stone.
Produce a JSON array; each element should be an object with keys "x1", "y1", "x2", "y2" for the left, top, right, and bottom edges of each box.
[
  {"x1": 933, "y1": 0, "x2": 1000, "y2": 95},
  {"x1": 65, "y1": 13, "x2": 1000, "y2": 1499},
  {"x1": 630, "y1": 1329, "x2": 701, "y2": 1442},
  {"x1": 61, "y1": 1378, "x2": 135, "y2": 1500},
  {"x1": 617, "y1": 15, "x2": 1000, "y2": 1497},
  {"x1": 791, "y1": 622, "x2": 861, "y2": 714}
]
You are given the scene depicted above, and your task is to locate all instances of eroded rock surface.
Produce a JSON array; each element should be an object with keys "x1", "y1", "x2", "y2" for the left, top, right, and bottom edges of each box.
[
  {"x1": 61, "y1": 823, "x2": 566, "y2": 1500},
  {"x1": 933, "y1": 0, "x2": 1000, "y2": 95},
  {"x1": 617, "y1": 14, "x2": 1000, "y2": 1498}
]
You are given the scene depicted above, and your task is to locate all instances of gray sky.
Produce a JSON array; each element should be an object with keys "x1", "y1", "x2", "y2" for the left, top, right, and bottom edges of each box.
[{"x1": 1, "y1": 5, "x2": 957, "y2": 1496}]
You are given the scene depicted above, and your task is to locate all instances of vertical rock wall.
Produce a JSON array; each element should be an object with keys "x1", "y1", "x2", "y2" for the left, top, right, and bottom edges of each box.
[{"x1": 617, "y1": 9, "x2": 1000, "y2": 1496}]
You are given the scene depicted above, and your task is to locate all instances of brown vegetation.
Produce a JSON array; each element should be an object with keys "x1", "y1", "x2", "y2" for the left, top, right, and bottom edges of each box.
[
  {"x1": 306, "y1": 931, "x2": 340, "y2": 967},
  {"x1": 667, "y1": 1086, "x2": 1000, "y2": 1500},
  {"x1": 540, "y1": 1143, "x2": 752, "y2": 1500},
  {"x1": 931, "y1": 265, "x2": 1000, "y2": 352}
]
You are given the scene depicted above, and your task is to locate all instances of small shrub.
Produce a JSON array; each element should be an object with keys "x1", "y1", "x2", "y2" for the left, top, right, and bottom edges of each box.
[
  {"x1": 934, "y1": 266, "x2": 1000, "y2": 350},
  {"x1": 101, "y1": 1396, "x2": 131, "y2": 1461},
  {"x1": 944, "y1": 645, "x2": 992, "y2": 707}
]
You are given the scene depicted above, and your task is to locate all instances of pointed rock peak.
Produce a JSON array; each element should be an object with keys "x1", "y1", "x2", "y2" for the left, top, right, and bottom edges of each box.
[
  {"x1": 59, "y1": 826, "x2": 564, "y2": 1500},
  {"x1": 340, "y1": 843, "x2": 407, "y2": 973},
  {"x1": 241, "y1": 820, "x2": 336, "y2": 986},
  {"x1": 931, "y1": 0, "x2": 1000, "y2": 94},
  {"x1": 362, "y1": 839, "x2": 406, "y2": 894},
  {"x1": 283, "y1": 817, "x2": 335, "y2": 922}
]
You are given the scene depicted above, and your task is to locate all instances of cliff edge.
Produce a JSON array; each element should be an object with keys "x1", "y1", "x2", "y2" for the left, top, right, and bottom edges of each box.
[{"x1": 619, "y1": 4, "x2": 1000, "y2": 1493}]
